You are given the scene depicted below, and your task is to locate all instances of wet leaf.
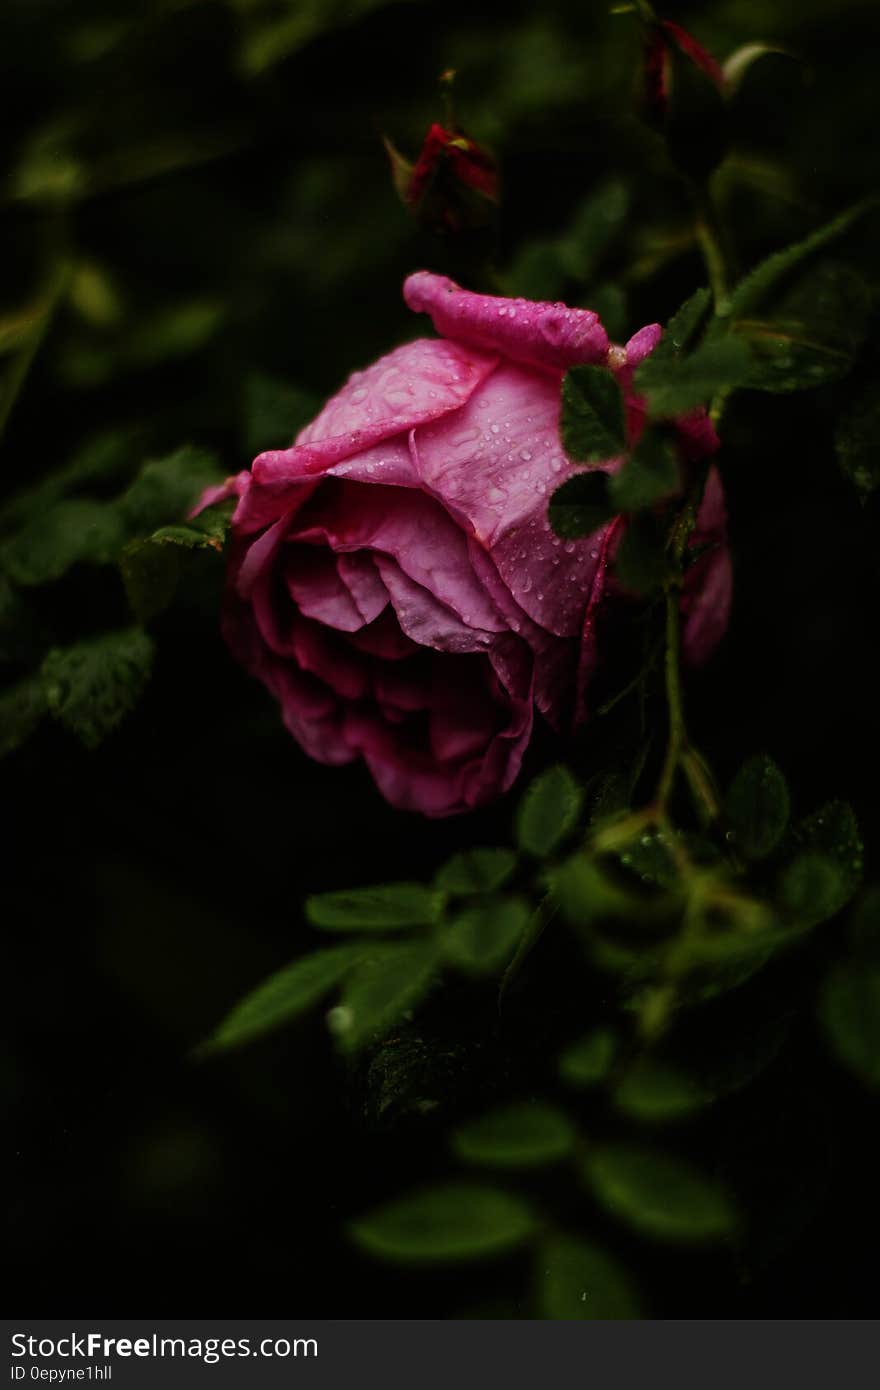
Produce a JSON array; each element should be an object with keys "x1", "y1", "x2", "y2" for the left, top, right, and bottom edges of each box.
[
  {"x1": 202, "y1": 944, "x2": 367, "y2": 1053},
  {"x1": 725, "y1": 754, "x2": 790, "y2": 860},
  {"x1": 40, "y1": 627, "x2": 154, "y2": 749},
  {"x1": 560, "y1": 365, "x2": 625, "y2": 462},
  {"x1": 330, "y1": 940, "x2": 440, "y2": 1051},
  {"x1": 548, "y1": 472, "x2": 615, "y2": 539}
]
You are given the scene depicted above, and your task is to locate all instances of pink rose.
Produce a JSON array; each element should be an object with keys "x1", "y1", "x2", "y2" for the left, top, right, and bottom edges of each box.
[{"x1": 197, "y1": 274, "x2": 730, "y2": 816}]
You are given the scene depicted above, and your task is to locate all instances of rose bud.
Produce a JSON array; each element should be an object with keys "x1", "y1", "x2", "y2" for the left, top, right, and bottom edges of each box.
[
  {"x1": 195, "y1": 275, "x2": 729, "y2": 817},
  {"x1": 384, "y1": 122, "x2": 498, "y2": 235},
  {"x1": 642, "y1": 16, "x2": 728, "y2": 178}
]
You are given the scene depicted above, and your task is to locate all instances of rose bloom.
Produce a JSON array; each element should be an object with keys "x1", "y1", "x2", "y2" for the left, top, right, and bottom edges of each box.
[{"x1": 197, "y1": 274, "x2": 730, "y2": 816}]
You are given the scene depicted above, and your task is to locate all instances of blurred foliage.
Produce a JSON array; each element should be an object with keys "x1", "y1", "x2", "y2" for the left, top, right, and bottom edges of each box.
[{"x1": 3, "y1": 0, "x2": 880, "y2": 1320}]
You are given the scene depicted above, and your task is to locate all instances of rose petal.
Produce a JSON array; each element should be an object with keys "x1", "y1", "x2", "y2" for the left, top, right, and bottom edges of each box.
[
  {"x1": 373, "y1": 554, "x2": 497, "y2": 653},
  {"x1": 413, "y1": 362, "x2": 608, "y2": 636},
  {"x1": 336, "y1": 552, "x2": 390, "y2": 624},
  {"x1": 297, "y1": 336, "x2": 498, "y2": 448},
  {"x1": 682, "y1": 466, "x2": 732, "y2": 663},
  {"x1": 348, "y1": 608, "x2": 420, "y2": 660},
  {"x1": 624, "y1": 323, "x2": 663, "y2": 366},
  {"x1": 284, "y1": 547, "x2": 367, "y2": 631},
  {"x1": 292, "y1": 482, "x2": 507, "y2": 634},
  {"x1": 466, "y1": 537, "x2": 575, "y2": 727},
  {"x1": 344, "y1": 657, "x2": 532, "y2": 817},
  {"x1": 404, "y1": 271, "x2": 609, "y2": 371}
]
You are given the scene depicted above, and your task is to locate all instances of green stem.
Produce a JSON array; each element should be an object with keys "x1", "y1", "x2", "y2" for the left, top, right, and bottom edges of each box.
[
  {"x1": 652, "y1": 467, "x2": 722, "y2": 825},
  {"x1": 655, "y1": 585, "x2": 686, "y2": 811},
  {"x1": 693, "y1": 182, "x2": 729, "y2": 307},
  {"x1": 498, "y1": 892, "x2": 557, "y2": 1010},
  {"x1": 0, "y1": 260, "x2": 71, "y2": 444}
]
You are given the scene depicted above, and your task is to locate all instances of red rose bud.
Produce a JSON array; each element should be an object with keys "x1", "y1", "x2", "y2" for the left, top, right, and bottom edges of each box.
[
  {"x1": 642, "y1": 17, "x2": 728, "y2": 178},
  {"x1": 384, "y1": 122, "x2": 498, "y2": 234}
]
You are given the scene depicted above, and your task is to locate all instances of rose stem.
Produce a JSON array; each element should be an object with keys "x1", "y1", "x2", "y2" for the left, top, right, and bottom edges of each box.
[{"x1": 0, "y1": 258, "x2": 71, "y2": 445}]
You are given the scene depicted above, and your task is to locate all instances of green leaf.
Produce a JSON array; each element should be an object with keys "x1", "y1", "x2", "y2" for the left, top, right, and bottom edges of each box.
[
  {"x1": 548, "y1": 472, "x2": 615, "y2": 540},
  {"x1": 613, "y1": 515, "x2": 667, "y2": 595},
  {"x1": 615, "y1": 829, "x2": 681, "y2": 889},
  {"x1": 715, "y1": 199, "x2": 876, "y2": 325},
  {"x1": 608, "y1": 432, "x2": 679, "y2": 512},
  {"x1": 330, "y1": 940, "x2": 440, "y2": 1051},
  {"x1": 351, "y1": 1184, "x2": 536, "y2": 1263},
  {"x1": 614, "y1": 1058, "x2": 711, "y2": 1122},
  {"x1": 784, "y1": 800, "x2": 863, "y2": 922},
  {"x1": 517, "y1": 764, "x2": 583, "y2": 857},
  {"x1": 244, "y1": 372, "x2": 320, "y2": 455},
  {"x1": 779, "y1": 854, "x2": 848, "y2": 928},
  {"x1": 0, "y1": 499, "x2": 124, "y2": 586},
  {"x1": 537, "y1": 1235, "x2": 640, "y2": 1319},
  {"x1": 725, "y1": 754, "x2": 790, "y2": 860},
  {"x1": 723, "y1": 42, "x2": 795, "y2": 93},
  {"x1": 583, "y1": 1144, "x2": 736, "y2": 1243},
  {"x1": 648, "y1": 289, "x2": 712, "y2": 367},
  {"x1": 118, "y1": 446, "x2": 224, "y2": 535},
  {"x1": 306, "y1": 882, "x2": 442, "y2": 932},
  {"x1": 552, "y1": 856, "x2": 634, "y2": 927},
  {"x1": 819, "y1": 959, "x2": 880, "y2": 1088},
  {"x1": 734, "y1": 262, "x2": 870, "y2": 393},
  {"x1": 202, "y1": 944, "x2": 367, "y2": 1053},
  {"x1": 40, "y1": 627, "x2": 154, "y2": 749},
  {"x1": 120, "y1": 506, "x2": 233, "y2": 622},
  {"x1": 836, "y1": 378, "x2": 880, "y2": 499},
  {"x1": 560, "y1": 365, "x2": 625, "y2": 462},
  {"x1": 435, "y1": 847, "x2": 517, "y2": 896},
  {"x1": 0, "y1": 676, "x2": 48, "y2": 757},
  {"x1": 558, "y1": 1029, "x2": 618, "y2": 1087},
  {"x1": 635, "y1": 336, "x2": 754, "y2": 417},
  {"x1": 452, "y1": 1102, "x2": 575, "y2": 1169},
  {"x1": 443, "y1": 896, "x2": 530, "y2": 975}
]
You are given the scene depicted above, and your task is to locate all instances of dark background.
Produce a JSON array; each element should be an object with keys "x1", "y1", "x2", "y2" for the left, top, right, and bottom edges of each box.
[{"x1": 3, "y1": 0, "x2": 879, "y2": 1315}]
